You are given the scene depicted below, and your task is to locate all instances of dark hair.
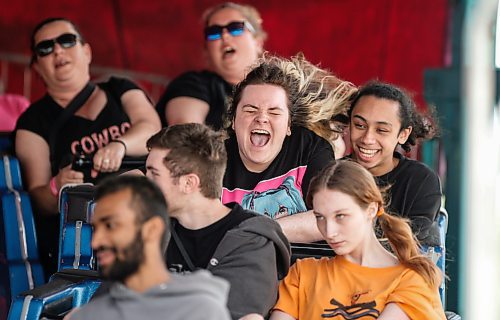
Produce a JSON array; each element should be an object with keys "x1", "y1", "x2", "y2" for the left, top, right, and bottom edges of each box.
[
  {"x1": 30, "y1": 17, "x2": 85, "y2": 65},
  {"x1": 307, "y1": 160, "x2": 441, "y2": 289},
  {"x1": 348, "y1": 81, "x2": 438, "y2": 152},
  {"x1": 95, "y1": 175, "x2": 170, "y2": 251},
  {"x1": 147, "y1": 123, "x2": 227, "y2": 199},
  {"x1": 225, "y1": 54, "x2": 356, "y2": 143}
]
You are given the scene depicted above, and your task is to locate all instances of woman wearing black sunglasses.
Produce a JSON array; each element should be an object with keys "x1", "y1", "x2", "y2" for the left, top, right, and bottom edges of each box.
[
  {"x1": 15, "y1": 17, "x2": 161, "y2": 279},
  {"x1": 155, "y1": 2, "x2": 267, "y2": 131}
]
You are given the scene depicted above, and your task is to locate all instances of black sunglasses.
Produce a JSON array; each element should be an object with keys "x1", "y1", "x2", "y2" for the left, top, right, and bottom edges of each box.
[
  {"x1": 204, "y1": 21, "x2": 255, "y2": 41},
  {"x1": 34, "y1": 33, "x2": 80, "y2": 57}
]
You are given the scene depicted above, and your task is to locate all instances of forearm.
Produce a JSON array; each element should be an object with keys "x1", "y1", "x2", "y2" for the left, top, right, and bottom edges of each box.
[
  {"x1": 269, "y1": 310, "x2": 295, "y2": 320},
  {"x1": 30, "y1": 185, "x2": 59, "y2": 215},
  {"x1": 118, "y1": 120, "x2": 160, "y2": 156},
  {"x1": 277, "y1": 210, "x2": 323, "y2": 243}
]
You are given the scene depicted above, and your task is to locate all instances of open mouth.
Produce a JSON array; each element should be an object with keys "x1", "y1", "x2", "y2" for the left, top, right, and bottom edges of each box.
[
  {"x1": 250, "y1": 129, "x2": 270, "y2": 147},
  {"x1": 357, "y1": 147, "x2": 380, "y2": 159},
  {"x1": 222, "y1": 46, "x2": 236, "y2": 59},
  {"x1": 55, "y1": 60, "x2": 69, "y2": 69}
]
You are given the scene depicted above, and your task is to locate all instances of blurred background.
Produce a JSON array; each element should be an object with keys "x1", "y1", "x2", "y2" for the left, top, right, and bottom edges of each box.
[{"x1": 0, "y1": 0, "x2": 448, "y2": 105}]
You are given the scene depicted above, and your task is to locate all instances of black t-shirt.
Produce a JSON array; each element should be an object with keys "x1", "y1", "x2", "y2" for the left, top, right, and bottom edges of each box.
[
  {"x1": 16, "y1": 77, "x2": 139, "y2": 179},
  {"x1": 222, "y1": 126, "x2": 334, "y2": 219},
  {"x1": 166, "y1": 203, "x2": 254, "y2": 272},
  {"x1": 155, "y1": 70, "x2": 232, "y2": 130},
  {"x1": 375, "y1": 152, "x2": 442, "y2": 241}
]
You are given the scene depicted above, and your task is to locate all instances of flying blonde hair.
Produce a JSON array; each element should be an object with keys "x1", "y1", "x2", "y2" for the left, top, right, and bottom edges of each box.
[{"x1": 226, "y1": 53, "x2": 357, "y2": 143}]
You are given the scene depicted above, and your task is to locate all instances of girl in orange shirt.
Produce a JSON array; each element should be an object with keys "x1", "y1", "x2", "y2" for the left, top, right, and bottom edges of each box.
[{"x1": 270, "y1": 160, "x2": 446, "y2": 320}]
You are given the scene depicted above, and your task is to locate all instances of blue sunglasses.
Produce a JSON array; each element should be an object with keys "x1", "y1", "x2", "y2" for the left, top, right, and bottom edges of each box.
[{"x1": 204, "y1": 21, "x2": 255, "y2": 41}]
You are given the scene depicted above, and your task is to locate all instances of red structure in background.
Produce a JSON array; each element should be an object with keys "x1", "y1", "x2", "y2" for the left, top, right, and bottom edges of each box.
[{"x1": 0, "y1": 0, "x2": 448, "y2": 110}]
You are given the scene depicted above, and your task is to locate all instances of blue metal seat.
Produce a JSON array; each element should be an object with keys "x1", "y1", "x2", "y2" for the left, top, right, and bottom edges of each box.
[
  {"x1": 8, "y1": 270, "x2": 101, "y2": 320},
  {"x1": 7, "y1": 184, "x2": 101, "y2": 320},
  {"x1": 0, "y1": 156, "x2": 45, "y2": 319},
  {"x1": 58, "y1": 184, "x2": 96, "y2": 272},
  {"x1": 421, "y1": 207, "x2": 448, "y2": 307}
]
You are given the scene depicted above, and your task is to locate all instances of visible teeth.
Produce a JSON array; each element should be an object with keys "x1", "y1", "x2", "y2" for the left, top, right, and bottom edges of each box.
[
  {"x1": 223, "y1": 47, "x2": 235, "y2": 54},
  {"x1": 359, "y1": 147, "x2": 378, "y2": 158},
  {"x1": 359, "y1": 147, "x2": 377, "y2": 155},
  {"x1": 251, "y1": 129, "x2": 270, "y2": 135},
  {"x1": 56, "y1": 61, "x2": 68, "y2": 68}
]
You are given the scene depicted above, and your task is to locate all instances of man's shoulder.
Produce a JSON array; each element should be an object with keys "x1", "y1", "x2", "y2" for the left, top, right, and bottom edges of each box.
[
  {"x1": 226, "y1": 203, "x2": 279, "y2": 231},
  {"x1": 221, "y1": 204, "x2": 291, "y2": 259},
  {"x1": 70, "y1": 276, "x2": 230, "y2": 319},
  {"x1": 170, "y1": 270, "x2": 230, "y2": 299},
  {"x1": 227, "y1": 202, "x2": 260, "y2": 218},
  {"x1": 69, "y1": 293, "x2": 115, "y2": 319}
]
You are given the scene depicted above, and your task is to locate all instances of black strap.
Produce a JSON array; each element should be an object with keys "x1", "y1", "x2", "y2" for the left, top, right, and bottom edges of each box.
[
  {"x1": 170, "y1": 220, "x2": 197, "y2": 272},
  {"x1": 48, "y1": 82, "x2": 96, "y2": 171}
]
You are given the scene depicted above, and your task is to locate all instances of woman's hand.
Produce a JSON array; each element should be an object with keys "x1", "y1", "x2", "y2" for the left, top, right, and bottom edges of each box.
[
  {"x1": 91, "y1": 141, "x2": 126, "y2": 178},
  {"x1": 57, "y1": 165, "x2": 85, "y2": 189}
]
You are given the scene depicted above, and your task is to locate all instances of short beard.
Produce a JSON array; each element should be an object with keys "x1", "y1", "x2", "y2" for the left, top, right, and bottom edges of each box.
[{"x1": 100, "y1": 230, "x2": 145, "y2": 282}]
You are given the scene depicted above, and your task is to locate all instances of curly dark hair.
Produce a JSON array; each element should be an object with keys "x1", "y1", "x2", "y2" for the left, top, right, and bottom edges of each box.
[{"x1": 348, "y1": 81, "x2": 438, "y2": 152}]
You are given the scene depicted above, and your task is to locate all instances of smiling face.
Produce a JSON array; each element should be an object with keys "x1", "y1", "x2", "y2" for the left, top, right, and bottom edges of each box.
[
  {"x1": 349, "y1": 95, "x2": 412, "y2": 176},
  {"x1": 313, "y1": 188, "x2": 376, "y2": 258},
  {"x1": 205, "y1": 7, "x2": 263, "y2": 85},
  {"x1": 91, "y1": 189, "x2": 144, "y2": 281},
  {"x1": 232, "y1": 84, "x2": 291, "y2": 172},
  {"x1": 32, "y1": 20, "x2": 91, "y2": 88}
]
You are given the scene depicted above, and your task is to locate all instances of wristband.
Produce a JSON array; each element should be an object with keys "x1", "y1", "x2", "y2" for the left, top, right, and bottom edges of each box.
[
  {"x1": 50, "y1": 177, "x2": 59, "y2": 197},
  {"x1": 111, "y1": 139, "x2": 127, "y2": 154}
]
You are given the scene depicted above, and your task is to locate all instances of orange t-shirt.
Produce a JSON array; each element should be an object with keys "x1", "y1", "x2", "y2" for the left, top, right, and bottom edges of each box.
[{"x1": 274, "y1": 256, "x2": 445, "y2": 319}]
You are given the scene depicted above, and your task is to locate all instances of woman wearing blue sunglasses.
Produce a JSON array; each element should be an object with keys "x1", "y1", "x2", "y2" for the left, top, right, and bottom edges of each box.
[
  {"x1": 15, "y1": 17, "x2": 161, "y2": 279},
  {"x1": 156, "y1": 2, "x2": 267, "y2": 131}
]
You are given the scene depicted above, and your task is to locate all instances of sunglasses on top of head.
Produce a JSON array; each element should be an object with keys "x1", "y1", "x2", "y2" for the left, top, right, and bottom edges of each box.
[
  {"x1": 204, "y1": 21, "x2": 255, "y2": 42},
  {"x1": 34, "y1": 33, "x2": 80, "y2": 58}
]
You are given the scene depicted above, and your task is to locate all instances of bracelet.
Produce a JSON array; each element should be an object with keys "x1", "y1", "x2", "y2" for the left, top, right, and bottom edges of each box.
[
  {"x1": 49, "y1": 177, "x2": 59, "y2": 197},
  {"x1": 111, "y1": 139, "x2": 127, "y2": 154}
]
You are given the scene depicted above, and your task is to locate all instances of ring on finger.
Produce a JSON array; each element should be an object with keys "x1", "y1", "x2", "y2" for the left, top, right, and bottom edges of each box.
[{"x1": 103, "y1": 159, "x2": 110, "y2": 164}]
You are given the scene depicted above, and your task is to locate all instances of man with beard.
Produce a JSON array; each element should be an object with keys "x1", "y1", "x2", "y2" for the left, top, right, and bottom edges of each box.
[{"x1": 67, "y1": 175, "x2": 231, "y2": 320}]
